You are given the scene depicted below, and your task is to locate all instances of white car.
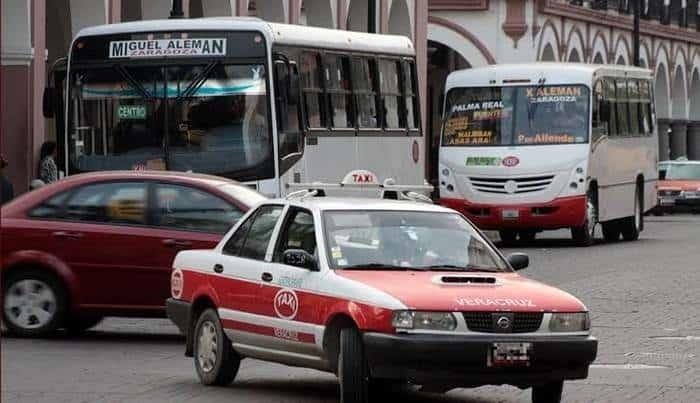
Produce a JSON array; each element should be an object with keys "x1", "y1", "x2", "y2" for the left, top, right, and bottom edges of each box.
[{"x1": 166, "y1": 186, "x2": 597, "y2": 403}]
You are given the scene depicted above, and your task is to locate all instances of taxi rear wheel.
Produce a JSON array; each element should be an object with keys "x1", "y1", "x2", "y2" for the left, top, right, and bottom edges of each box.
[
  {"x1": 338, "y1": 327, "x2": 369, "y2": 403},
  {"x1": 193, "y1": 308, "x2": 240, "y2": 386},
  {"x1": 532, "y1": 380, "x2": 563, "y2": 403}
]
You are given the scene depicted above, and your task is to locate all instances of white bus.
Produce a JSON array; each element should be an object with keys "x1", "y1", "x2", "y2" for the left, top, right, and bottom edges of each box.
[
  {"x1": 46, "y1": 17, "x2": 423, "y2": 196},
  {"x1": 439, "y1": 63, "x2": 658, "y2": 246}
]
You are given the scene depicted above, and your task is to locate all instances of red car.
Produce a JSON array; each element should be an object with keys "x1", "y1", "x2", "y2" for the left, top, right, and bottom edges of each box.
[
  {"x1": 655, "y1": 160, "x2": 700, "y2": 214},
  {"x1": 1, "y1": 171, "x2": 265, "y2": 337}
]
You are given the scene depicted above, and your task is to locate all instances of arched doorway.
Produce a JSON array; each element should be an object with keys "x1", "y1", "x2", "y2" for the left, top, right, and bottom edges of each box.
[
  {"x1": 569, "y1": 48, "x2": 581, "y2": 63},
  {"x1": 670, "y1": 65, "x2": 688, "y2": 158},
  {"x1": 655, "y1": 64, "x2": 671, "y2": 160},
  {"x1": 541, "y1": 44, "x2": 556, "y2": 61},
  {"x1": 347, "y1": 0, "x2": 368, "y2": 32},
  {"x1": 426, "y1": 40, "x2": 470, "y2": 186},
  {"x1": 388, "y1": 0, "x2": 411, "y2": 38},
  {"x1": 592, "y1": 52, "x2": 605, "y2": 64},
  {"x1": 689, "y1": 69, "x2": 700, "y2": 159}
]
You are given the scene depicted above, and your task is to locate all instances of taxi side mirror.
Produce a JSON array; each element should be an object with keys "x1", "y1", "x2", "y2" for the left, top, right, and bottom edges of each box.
[
  {"x1": 507, "y1": 253, "x2": 529, "y2": 271},
  {"x1": 283, "y1": 249, "x2": 319, "y2": 271}
]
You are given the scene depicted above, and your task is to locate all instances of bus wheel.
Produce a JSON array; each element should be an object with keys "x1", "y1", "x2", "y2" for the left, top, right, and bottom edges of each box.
[
  {"x1": 498, "y1": 230, "x2": 518, "y2": 246},
  {"x1": 621, "y1": 186, "x2": 643, "y2": 241},
  {"x1": 601, "y1": 222, "x2": 621, "y2": 242},
  {"x1": 571, "y1": 199, "x2": 596, "y2": 247}
]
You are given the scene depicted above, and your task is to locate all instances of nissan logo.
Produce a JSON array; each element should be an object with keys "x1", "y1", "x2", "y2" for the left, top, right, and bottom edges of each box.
[{"x1": 497, "y1": 316, "x2": 511, "y2": 329}]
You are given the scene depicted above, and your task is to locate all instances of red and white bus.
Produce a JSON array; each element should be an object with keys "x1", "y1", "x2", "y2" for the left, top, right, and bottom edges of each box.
[{"x1": 439, "y1": 64, "x2": 658, "y2": 246}]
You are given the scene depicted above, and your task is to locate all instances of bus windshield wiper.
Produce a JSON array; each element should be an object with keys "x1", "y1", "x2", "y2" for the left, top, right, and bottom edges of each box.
[
  {"x1": 176, "y1": 61, "x2": 219, "y2": 101},
  {"x1": 114, "y1": 64, "x2": 152, "y2": 100},
  {"x1": 416, "y1": 264, "x2": 500, "y2": 273}
]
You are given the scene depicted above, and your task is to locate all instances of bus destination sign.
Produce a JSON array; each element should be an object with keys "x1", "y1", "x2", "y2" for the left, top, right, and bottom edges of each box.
[{"x1": 109, "y1": 38, "x2": 227, "y2": 58}]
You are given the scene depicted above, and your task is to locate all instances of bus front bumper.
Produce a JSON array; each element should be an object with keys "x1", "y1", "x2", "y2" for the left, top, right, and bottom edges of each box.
[{"x1": 441, "y1": 195, "x2": 587, "y2": 230}]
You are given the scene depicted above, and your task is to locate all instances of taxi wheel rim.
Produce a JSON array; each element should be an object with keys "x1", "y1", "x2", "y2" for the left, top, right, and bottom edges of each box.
[
  {"x1": 197, "y1": 320, "x2": 218, "y2": 373},
  {"x1": 4, "y1": 279, "x2": 57, "y2": 329}
]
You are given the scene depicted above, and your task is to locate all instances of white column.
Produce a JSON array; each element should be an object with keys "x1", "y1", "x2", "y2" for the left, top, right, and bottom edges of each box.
[
  {"x1": 1, "y1": 0, "x2": 32, "y2": 65},
  {"x1": 70, "y1": 0, "x2": 107, "y2": 36},
  {"x1": 202, "y1": 0, "x2": 234, "y2": 16},
  {"x1": 141, "y1": 0, "x2": 172, "y2": 20}
]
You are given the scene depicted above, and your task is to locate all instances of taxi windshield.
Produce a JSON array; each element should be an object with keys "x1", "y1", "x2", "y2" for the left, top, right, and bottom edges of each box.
[
  {"x1": 322, "y1": 210, "x2": 508, "y2": 271},
  {"x1": 664, "y1": 163, "x2": 700, "y2": 180}
]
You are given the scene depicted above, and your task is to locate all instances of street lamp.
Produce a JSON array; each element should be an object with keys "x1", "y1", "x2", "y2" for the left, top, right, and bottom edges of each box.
[{"x1": 633, "y1": 0, "x2": 641, "y2": 66}]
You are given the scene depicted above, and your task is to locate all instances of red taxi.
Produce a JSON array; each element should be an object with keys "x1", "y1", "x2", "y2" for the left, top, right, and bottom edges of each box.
[
  {"x1": 166, "y1": 184, "x2": 597, "y2": 403},
  {"x1": 655, "y1": 160, "x2": 700, "y2": 214},
  {"x1": 1, "y1": 171, "x2": 264, "y2": 337}
]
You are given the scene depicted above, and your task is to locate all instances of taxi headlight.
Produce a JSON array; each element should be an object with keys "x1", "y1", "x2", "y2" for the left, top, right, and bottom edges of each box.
[
  {"x1": 392, "y1": 311, "x2": 457, "y2": 331},
  {"x1": 549, "y1": 312, "x2": 590, "y2": 332}
]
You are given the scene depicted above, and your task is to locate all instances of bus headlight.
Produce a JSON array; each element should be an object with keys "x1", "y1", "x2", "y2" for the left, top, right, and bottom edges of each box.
[
  {"x1": 549, "y1": 312, "x2": 590, "y2": 332},
  {"x1": 392, "y1": 311, "x2": 457, "y2": 331}
]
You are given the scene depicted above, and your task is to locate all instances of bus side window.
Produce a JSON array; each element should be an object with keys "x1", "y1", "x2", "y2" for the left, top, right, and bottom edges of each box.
[
  {"x1": 604, "y1": 78, "x2": 617, "y2": 136},
  {"x1": 627, "y1": 79, "x2": 640, "y2": 136},
  {"x1": 378, "y1": 59, "x2": 402, "y2": 129},
  {"x1": 639, "y1": 79, "x2": 653, "y2": 136},
  {"x1": 615, "y1": 78, "x2": 629, "y2": 136},
  {"x1": 352, "y1": 57, "x2": 380, "y2": 129},
  {"x1": 403, "y1": 60, "x2": 419, "y2": 130},
  {"x1": 300, "y1": 52, "x2": 327, "y2": 129},
  {"x1": 592, "y1": 80, "x2": 606, "y2": 141},
  {"x1": 274, "y1": 52, "x2": 304, "y2": 175},
  {"x1": 324, "y1": 54, "x2": 354, "y2": 129}
]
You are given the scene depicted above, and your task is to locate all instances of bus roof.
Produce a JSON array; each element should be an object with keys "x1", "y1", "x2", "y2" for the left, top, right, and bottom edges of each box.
[
  {"x1": 445, "y1": 63, "x2": 653, "y2": 90},
  {"x1": 74, "y1": 17, "x2": 415, "y2": 56}
]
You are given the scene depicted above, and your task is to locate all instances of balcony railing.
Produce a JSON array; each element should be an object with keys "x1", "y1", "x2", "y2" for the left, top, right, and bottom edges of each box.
[{"x1": 564, "y1": 0, "x2": 698, "y2": 30}]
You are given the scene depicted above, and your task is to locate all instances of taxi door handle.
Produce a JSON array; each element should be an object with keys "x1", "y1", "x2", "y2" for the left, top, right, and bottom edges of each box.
[
  {"x1": 261, "y1": 272, "x2": 273, "y2": 282},
  {"x1": 213, "y1": 264, "x2": 224, "y2": 274}
]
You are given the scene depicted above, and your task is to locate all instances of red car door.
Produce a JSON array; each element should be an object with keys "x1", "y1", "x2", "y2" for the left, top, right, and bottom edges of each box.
[
  {"x1": 144, "y1": 182, "x2": 247, "y2": 307},
  {"x1": 56, "y1": 181, "x2": 165, "y2": 312}
]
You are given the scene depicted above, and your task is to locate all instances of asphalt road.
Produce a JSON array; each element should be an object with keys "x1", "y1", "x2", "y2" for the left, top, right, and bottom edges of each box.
[{"x1": 3, "y1": 214, "x2": 700, "y2": 403}]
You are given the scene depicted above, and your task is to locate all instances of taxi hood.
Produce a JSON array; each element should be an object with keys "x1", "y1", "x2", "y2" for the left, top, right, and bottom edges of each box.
[
  {"x1": 658, "y1": 179, "x2": 700, "y2": 191},
  {"x1": 336, "y1": 271, "x2": 586, "y2": 312}
]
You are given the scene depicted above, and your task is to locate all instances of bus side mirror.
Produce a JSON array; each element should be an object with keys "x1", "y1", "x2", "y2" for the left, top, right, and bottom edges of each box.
[{"x1": 43, "y1": 87, "x2": 55, "y2": 118}]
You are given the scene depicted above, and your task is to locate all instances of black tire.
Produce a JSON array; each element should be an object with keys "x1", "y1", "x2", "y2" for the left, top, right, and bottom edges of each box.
[
  {"x1": 2, "y1": 268, "x2": 67, "y2": 337},
  {"x1": 601, "y1": 221, "x2": 621, "y2": 242},
  {"x1": 571, "y1": 196, "x2": 596, "y2": 247},
  {"x1": 519, "y1": 230, "x2": 537, "y2": 244},
  {"x1": 621, "y1": 185, "x2": 643, "y2": 241},
  {"x1": 65, "y1": 315, "x2": 104, "y2": 335},
  {"x1": 499, "y1": 230, "x2": 518, "y2": 246},
  {"x1": 532, "y1": 380, "x2": 564, "y2": 403},
  {"x1": 338, "y1": 327, "x2": 369, "y2": 403},
  {"x1": 193, "y1": 308, "x2": 240, "y2": 386}
]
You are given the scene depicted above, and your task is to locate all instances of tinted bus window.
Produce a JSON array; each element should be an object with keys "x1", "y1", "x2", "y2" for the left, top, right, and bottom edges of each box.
[
  {"x1": 615, "y1": 79, "x2": 629, "y2": 136},
  {"x1": 352, "y1": 57, "x2": 379, "y2": 128},
  {"x1": 379, "y1": 59, "x2": 402, "y2": 129},
  {"x1": 325, "y1": 55, "x2": 353, "y2": 129},
  {"x1": 300, "y1": 52, "x2": 326, "y2": 128}
]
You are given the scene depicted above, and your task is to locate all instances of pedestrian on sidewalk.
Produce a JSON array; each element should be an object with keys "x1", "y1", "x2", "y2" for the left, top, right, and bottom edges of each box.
[
  {"x1": 1, "y1": 155, "x2": 14, "y2": 205},
  {"x1": 38, "y1": 141, "x2": 59, "y2": 184}
]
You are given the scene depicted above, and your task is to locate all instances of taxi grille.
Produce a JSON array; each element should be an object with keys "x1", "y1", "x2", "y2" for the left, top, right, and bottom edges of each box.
[{"x1": 463, "y1": 312, "x2": 544, "y2": 333}]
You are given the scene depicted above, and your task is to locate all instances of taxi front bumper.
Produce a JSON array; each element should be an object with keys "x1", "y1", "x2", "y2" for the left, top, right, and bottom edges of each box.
[{"x1": 363, "y1": 332, "x2": 597, "y2": 388}]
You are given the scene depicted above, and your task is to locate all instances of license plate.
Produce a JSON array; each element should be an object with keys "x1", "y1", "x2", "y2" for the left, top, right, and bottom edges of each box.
[
  {"x1": 501, "y1": 209, "x2": 519, "y2": 220},
  {"x1": 660, "y1": 198, "x2": 675, "y2": 205},
  {"x1": 487, "y1": 342, "x2": 532, "y2": 367},
  {"x1": 685, "y1": 194, "x2": 700, "y2": 199}
]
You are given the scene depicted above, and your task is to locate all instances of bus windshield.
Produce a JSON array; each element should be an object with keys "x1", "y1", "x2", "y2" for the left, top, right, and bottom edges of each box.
[
  {"x1": 442, "y1": 85, "x2": 590, "y2": 147},
  {"x1": 69, "y1": 63, "x2": 272, "y2": 178}
]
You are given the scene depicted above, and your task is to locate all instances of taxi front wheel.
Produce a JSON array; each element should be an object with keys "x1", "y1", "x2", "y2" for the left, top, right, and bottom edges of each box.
[
  {"x1": 193, "y1": 308, "x2": 240, "y2": 386},
  {"x1": 338, "y1": 327, "x2": 370, "y2": 403},
  {"x1": 532, "y1": 380, "x2": 563, "y2": 403}
]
